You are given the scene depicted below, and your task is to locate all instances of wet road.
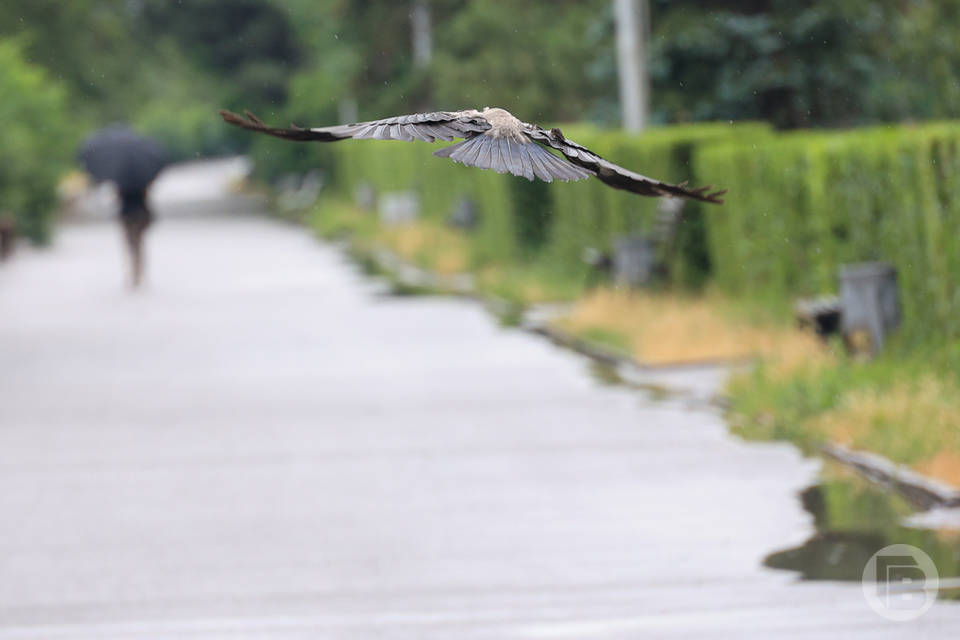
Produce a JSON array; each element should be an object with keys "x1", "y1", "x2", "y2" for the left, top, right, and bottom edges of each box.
[{"x1": 0, "y1": 160, "x2": 955, "y2": 638}]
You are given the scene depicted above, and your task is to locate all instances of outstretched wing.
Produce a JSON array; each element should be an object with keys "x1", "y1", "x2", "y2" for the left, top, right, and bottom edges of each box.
[
  {"x1": 433, "y1": 134, "x2": 592, "y2": 183},
  {"x1": 219, "y1": 109, "x2": 490, "y2": 143},
  {"x1": 524, "y1": 126, "x2": 727, "y2": 204},
  {"x1": 220, "y1": 109, "x2": 725, "y2": 202}
]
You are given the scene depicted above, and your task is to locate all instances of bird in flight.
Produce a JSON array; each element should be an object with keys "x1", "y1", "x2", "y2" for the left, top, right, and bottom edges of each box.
[{"x1": 219, "y1": 107, "x2": 726, "y2": 204}]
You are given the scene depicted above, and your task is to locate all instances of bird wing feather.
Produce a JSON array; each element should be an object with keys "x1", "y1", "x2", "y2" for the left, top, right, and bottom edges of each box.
[
  {"x1": 218, "y1": 109, "x2": 489, "y2": 143},
  {"x1": 433, "y1": 134, "x2": 590, "y2": 182},
  {"x1": 219, "y1": 108, "x2": 724, "y2": 202},
  {"x1": 523, "y1": 125, "x2": 727, "y2": 204}
]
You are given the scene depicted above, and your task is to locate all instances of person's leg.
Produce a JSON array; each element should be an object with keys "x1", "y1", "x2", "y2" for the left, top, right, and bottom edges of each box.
[
  {"x1": 122, "y1": 218, "x2": 148, "y2": 287},
  {"x1": 119, "y1": 190, "x2": 152, "y2": 288},
  {"x1": 0, "y1": 219, "x2": 14, "y2": 261}
]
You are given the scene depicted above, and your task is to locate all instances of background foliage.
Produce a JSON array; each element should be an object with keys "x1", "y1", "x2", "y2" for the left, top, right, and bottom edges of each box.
[
  {"x1": 697, "y1": 124, "x2": 960, "y2": 342},
  {"x1": 0, "y1": 41, "x2": 74, "y2": 243},
  {"x1": 4, "y1": 0, "x2": 960, "y2": 248},
  {"x1": 320, "y1": 123, "x2": 762, "y2": 288},
  {"x1": 314, "y1": 116, "x2": 960, "y2": 345}
]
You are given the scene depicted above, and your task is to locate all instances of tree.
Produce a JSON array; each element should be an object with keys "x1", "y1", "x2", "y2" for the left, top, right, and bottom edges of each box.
[
  {"x1": 0, "y1": 40, "x2": 75, "y2": 243},
  {"x1": 0, "y1": 0, "x2": 150, "y2": 122},
  {"x1": 139, "y1": 0, "x2": 303, "y2": 110},
  {"x1": 433, "y1": 0, "x2": 615, "y2": 122},
  {"x1": 646, "y1": 0, "x2": 906, "y2": 128}
]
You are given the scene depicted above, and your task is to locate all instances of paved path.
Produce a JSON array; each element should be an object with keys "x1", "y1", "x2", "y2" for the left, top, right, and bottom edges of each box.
[{"x1": 0, "y1": 160, "x2": 955, "y2": 638}]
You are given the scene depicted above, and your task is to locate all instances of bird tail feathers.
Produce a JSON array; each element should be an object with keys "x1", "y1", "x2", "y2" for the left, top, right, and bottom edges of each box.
[{"x1": 434, "y1": 135, "x2": 591, "y2": 183}]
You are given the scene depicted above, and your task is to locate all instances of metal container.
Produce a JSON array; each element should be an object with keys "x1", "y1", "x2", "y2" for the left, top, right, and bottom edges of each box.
[
  {"x1": 613, "y1": 235, "x2": 655, "y2": 288},
  {"x1": 839, "y1": 261, "x2": 900, "y2": 353},
  {"x1": 448, "y1": 197, "x2": 478, "y2": 230},
  {"x1": 378, "y1": 191, "x2": 420, "y2": 226},
  {"x1": 353, "y1": 182, "x2": 377, "y2": 212}
]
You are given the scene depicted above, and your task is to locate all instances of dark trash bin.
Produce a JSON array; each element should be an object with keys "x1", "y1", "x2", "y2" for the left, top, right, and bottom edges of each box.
[{"x1": 448, "y1": 197, "x2": 479, "y2": 230}]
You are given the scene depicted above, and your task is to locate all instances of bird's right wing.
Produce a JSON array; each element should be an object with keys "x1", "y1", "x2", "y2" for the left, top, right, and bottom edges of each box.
[
  {"x1": 219, "y1": 109, "x2": 490, "y2": 143},
  {"x1": 524, "y1": 126, "x2": 727, "y2": 204}
]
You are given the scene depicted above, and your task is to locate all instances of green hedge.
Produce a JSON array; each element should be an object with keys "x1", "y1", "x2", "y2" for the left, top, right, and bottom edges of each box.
[
  {"x1": 0, "y1": 40, "x2": 75, "y2": 244},
  {"x1": 545, "y1": 122, "x2": 770, "y2": 286},
  {"x1": 323, "y1": 121, "x2": 769, "y2": 280},
  {"x1": 696, "y1": 124, "x2": 960, "y2": 341},
  {"x1": 308, "y1": 117, "x2": 960, "y2": 341}
]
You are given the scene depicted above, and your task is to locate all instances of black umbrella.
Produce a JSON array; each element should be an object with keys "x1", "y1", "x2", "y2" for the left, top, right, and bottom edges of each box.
[{"x1": 78, "y1": 125, "x2": 169, "y2": 193}]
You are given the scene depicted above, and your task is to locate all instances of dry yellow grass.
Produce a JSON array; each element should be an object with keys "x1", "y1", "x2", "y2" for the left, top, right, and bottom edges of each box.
[
  {"x1": 553, "y1": 287, "x2": 829, "y2": 367},
  {"x1": 376, "y1": 222, "x2": 470, "y2": 275},
  {"x1": 809, "y1": 376, "x2": 960, "y2": 486},
  {"x1": 916, "y1": 452, "x2": 960, "y2": 489}
]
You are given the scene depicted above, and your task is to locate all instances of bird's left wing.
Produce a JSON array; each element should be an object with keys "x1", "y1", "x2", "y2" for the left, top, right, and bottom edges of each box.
[
  {"x1": 524, "y1": 126, "x2": 727, "y2": 204},
  {"x1": 219, "y1": 109, "x2": 490, "y2": 143}
]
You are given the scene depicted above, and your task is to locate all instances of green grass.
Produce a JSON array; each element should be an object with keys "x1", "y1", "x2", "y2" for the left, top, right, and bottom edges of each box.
[
  {"x1": 307, "y1": 199, "x2": 379, "y2": 241},
  {"x1": 573, "y1": 326, "x2": 633, "y2": 358},
  {"x1": 727, "y1": 340, "x2": 960, "y2": 483},
  {"x1": 474, "y1": 262, "x2": 589, "y2": 306},
  {"x1": 307, "y1": 194, "x2": 590, "y2": 307}
]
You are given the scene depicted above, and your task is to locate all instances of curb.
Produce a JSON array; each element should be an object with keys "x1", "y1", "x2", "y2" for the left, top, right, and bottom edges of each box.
[{"x1": 822, "y1": 443, "x2": 960, "y2": 510}]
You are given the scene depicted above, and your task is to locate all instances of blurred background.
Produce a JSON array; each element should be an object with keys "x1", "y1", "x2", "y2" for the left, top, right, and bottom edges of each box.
[
  {"x1": 7, "y1": 0, "x2": 960, "y2": 220},
  {"x1": 1, "y1": 0, "x2": 960, "y2": 636},
  {"x1": 6, "y1": 0, "x2": 960, "y2": 233}
]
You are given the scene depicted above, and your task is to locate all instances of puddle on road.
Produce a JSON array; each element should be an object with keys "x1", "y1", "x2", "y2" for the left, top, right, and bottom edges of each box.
[{"x1": 765, "y1": 466, "x2": 960, "y2": 600}]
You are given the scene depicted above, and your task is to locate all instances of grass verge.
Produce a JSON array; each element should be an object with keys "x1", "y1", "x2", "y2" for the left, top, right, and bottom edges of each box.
[
  {"x1": 306, "y1": 196, "x2": 587, "y2": 304},
  {"x1": 727, "y1": 342, "x2": 960, "y2": 487},
  {"x1": 550, "y1": 287, "x2": 829, "y2": 367}
]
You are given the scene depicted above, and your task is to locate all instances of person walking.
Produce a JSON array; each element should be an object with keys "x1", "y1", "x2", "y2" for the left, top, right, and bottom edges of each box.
[{"x1": 79, "y1": 125, "x2": 168, "y2": 287}]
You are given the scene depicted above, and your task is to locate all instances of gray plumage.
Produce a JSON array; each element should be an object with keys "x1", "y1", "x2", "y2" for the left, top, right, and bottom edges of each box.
[{"x1": 219, "y1": 107, "x2": 726, "y2": 203}]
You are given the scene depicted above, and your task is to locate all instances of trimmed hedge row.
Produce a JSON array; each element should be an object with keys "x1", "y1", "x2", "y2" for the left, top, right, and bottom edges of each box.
[
  {"x1": 318, "y1": 117, "x2": 959, "y2": 341},
  {"x1": 696, "y1": 124, "x2": 960, "y2": 341},
  {"x1": 325, "y1": 121, "x2": 769, "y2": 281},
  {"x1": 0, "y1": 40, "x2": 74, "y2": 244},
  {"x1": 544, "y1": 123, "x2": 770, "y2": 286}
]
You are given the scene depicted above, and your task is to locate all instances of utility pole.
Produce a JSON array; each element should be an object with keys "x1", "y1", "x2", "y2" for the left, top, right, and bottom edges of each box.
[
  {"x1": 614, "y1": 0, "x2": 650, "y2": 132},
  {"x1": 411, "y1": 0, "x2": 433, "y2": 110},
  {"x1": 411, "y1": 0, "x2": 432, "y2": 70}
]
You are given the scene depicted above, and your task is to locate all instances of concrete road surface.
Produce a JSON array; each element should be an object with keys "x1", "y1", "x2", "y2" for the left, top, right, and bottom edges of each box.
[{"x1": 0, "y1": 160, "x2": 955, "y2": 638}]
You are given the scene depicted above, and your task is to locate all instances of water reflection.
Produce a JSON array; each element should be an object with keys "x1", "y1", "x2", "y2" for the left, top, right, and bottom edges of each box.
[{"x1": 765, "y1": 467, "x2": 960, "y2": 600}]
